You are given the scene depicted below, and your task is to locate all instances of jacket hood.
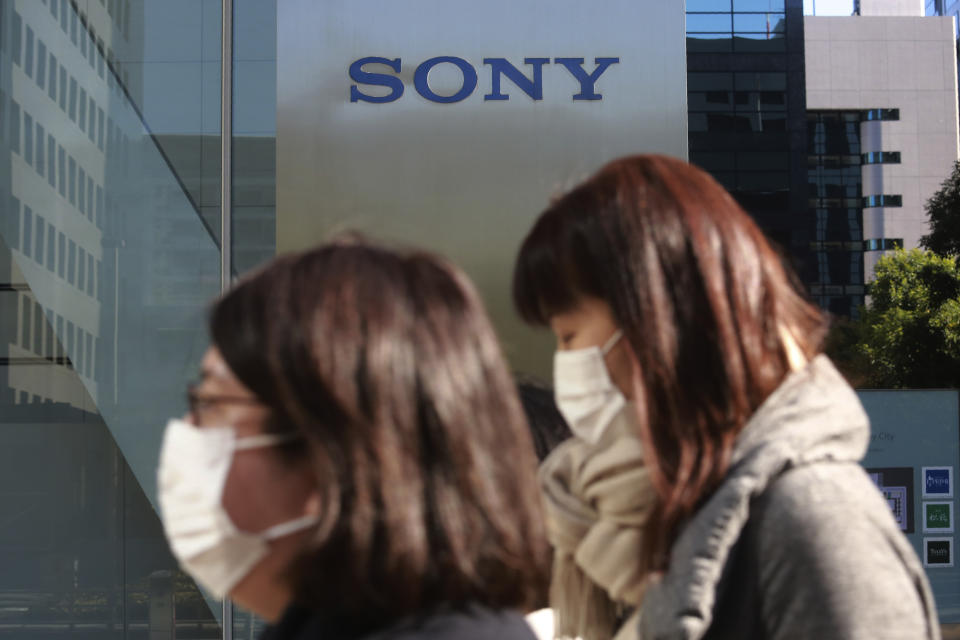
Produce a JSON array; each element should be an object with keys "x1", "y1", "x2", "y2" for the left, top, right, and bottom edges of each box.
[{"x1": 640, "y1": 355, "x2": 869, "y2": 639}]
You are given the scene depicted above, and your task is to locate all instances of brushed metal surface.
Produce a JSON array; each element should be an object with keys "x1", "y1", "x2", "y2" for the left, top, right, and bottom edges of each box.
[{"x1": 278, "y1": 0, "x2": 687, "y2": 377}]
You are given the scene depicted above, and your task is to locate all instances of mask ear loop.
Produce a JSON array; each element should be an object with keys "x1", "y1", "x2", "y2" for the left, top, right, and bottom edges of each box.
[
  {"x1": 601, "y1": 329, "x2": 624, "y2": 355},
  {"x1": 262, "y1": 513, "x2": 321, "y2": 540}
]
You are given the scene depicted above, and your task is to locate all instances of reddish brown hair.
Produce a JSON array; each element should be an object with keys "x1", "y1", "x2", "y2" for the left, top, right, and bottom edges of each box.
[
  {"x1": 513, "y1": 154, "x2": 826, "y2": 572},
  {"x1": 211, "y1": 237, "x2": 550, "y2": 625}
]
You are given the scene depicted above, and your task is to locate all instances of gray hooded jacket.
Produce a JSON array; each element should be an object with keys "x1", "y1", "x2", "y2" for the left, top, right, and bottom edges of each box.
[{"x1": 639, "y1": 356, "x2": 940, "y2": 640}]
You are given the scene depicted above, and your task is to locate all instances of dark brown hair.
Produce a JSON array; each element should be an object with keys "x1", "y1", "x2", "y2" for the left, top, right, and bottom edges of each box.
[
  {"x1": 512, "y1": 154, "x2": 826, "y2": 572},
  {"x1": 516, "y1": 379, "x2": 572, "y2": 462},
  {"x1": 211, "y1": 237, "x2": 549, "y2": 624}
]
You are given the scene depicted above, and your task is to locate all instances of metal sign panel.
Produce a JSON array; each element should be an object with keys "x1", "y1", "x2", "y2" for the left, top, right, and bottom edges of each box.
[
  {"x1": 859, "y1": 390, "x2": 960, "y2": 622},
  {"x1": 277, "y1": 1, "x2": 687, "y2": 375}
]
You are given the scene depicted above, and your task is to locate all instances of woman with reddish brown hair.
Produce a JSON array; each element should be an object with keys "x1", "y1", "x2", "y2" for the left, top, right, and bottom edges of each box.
[
  {"x1": 157, "y1": 238, "x2": 550, "y2": 640},
  {"x1": 513, "y1": 154, "x2": 939, "y2": 639}
]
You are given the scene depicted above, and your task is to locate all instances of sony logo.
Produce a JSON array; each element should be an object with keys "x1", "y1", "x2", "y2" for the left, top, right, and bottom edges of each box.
[{"x1": 349, "y1": 56, "x2": 620, "y2": 104}]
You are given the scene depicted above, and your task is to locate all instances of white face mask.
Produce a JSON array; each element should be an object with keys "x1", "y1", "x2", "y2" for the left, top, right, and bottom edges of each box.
[
  {"x1": 157, "y1": 418, "x2": 319, "y2": 600},
  {"x1": 553, "y1": 330, "x2": 626, "y2": 444}
]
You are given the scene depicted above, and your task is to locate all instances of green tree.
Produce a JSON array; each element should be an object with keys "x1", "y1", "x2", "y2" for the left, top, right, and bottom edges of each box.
[
  {"x1": 855, "y1": 249, "x2": 960, "y2": 388},
  {"x1": 921, "y1": 160, "x2": 960, "y2": 258}
]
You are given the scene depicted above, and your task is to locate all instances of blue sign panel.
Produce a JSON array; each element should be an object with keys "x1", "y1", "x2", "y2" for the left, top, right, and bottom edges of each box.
[{"x1": 925, "y1": 467, "x2": 954, "y2": 498}]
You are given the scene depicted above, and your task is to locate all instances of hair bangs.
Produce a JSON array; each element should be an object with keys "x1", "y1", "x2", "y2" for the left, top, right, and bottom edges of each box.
[{"x1": 512, "y1": 208, "x2": 594, "y2": 325}]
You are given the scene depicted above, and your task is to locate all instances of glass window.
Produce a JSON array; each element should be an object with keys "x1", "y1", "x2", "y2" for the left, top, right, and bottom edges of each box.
[
  {"x1": 45, "y1": 316, "x2": 55, "y2": 363},
  {"x1": 68, "y1": 156, "x2": 76, "y2": 205},
  {"x1": 47, "y1": 135, "x2": 56, "y2": 187},
  {"x1": 78, "y1": 168, "x2": 86, "y2": 214},
  {"x1": 35, "y1": 123, "x2": 45, "y2": 176},
  {"x1": 87, "y1": 254, "x2": 94, "y2": 296},
  {"x1": 687, "y1": 12, "x2": 733, "y2": 32},
  {"x1": 734, "y1": 0, "x2": 785, "y2": 12},
  {"x1": 88, "y1": 98, "x2": 96, "y2": 142},
  {"x1": 48, "y1": 54, "x2": 57, "y2": 100},
  {"x1": 68, "y1": 240, "x2": 76, "y2": 285},
  {"x1": 689, "y1": 111, "x2": 737, "y2": 132},
  {"x1": 23, "y1": 112, "x2": 33, "y2": 166},
  {"x1": 21, "y1": 297, "x2": 31, "y2": 349},
  {"x1": 98, "y1": 108, "x2": 105, "y2": 149},
  {"x1": 687, "y1": 0, "x2": 733, "y2": 9},
  {"x1": 46, "y1": 224, "x2": 55, "y2": 271},
  {"x1": 25, "y1": 26, "x2": 34, "y2": 79},
  {"x1": 9, "y1": 100, "x2": 20, "y2": 154},
  {"x1": 55, "y1": 315, "x2": 64, "y2": 359},
  {"x1": 688, "y1": 72, "x2": 734, "y2": 91},
  {"x1": 690, "y1": 151, "x2": 736, "y2": 171},
  {"x1": 688, "y1": 91, "x2": 734, "y2": 111},
  {"x1": 78, "y1": 247, "x2": 86, "y2": 291},
  {"x1": 735, "y1": 12, "x2": 786, "y2": 33},
  {"x1": 36, "y1": 41, "x2": 47, "y2": 90},
  {"x1": 862, "y1": 108, "x2": 899, "y2": 121},
  {"x1": 79, "y1": 88, "x2": 87, "y2": 131},
  {"x1": 34, "y1": 301, "x2": 43, "y2": 354},
  {"x1": 85, "y1": 333, "x2": 93, "y2": 377},
  {"x1": 69, "y1": 76, "x2": 77, "y2": 121},
  {"x1": 738, "y1": 171, "x2": 789, "y2": 191},
  {"x1": 35, "y1": 216, "x2": 45, "y2": 264},
  {"x1": 66, "y1": 321, "x2": 74, "y2": 362},
  {"x1": 735, "y1": 72, "x2": 786, "y2": 90},
  {"x1": 59, "y1": 67, "x2": 67, "y2": 111},
  {"x1": 733, "y1": 34, "x2": 786, "y2": 54},
  {"x1": 738, "y1": 151, "x2": 789, "y2": 171},
  {"x1": 57, "y1": 232, "x2": 66, "y2": 278},
  {"x1": 87, "y1": 177, "x2": 94, "y2": 221},
  {"x1": 96, "y1": 186, "x2": 104, "y2": 228},
  {"x1": 687, "y1": 34, "x2": 734, "y2": 52},
  {"x1": 863, "y1": 194, "x2": 903, "y2": 208},
  {"x1": 11, "y1": 11, "x2": 22, "y2": 66},
  {"x1": 22, "y1": 206, "x2": 32, "y2": 258},
  {"x1": 862, "y1": 151, "x2": 901, "y2": 165}
]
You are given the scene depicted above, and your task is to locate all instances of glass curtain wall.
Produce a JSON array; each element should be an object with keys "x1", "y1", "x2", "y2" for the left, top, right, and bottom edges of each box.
[
  {"x1": 0, "y1": 0, "x2": 231, "y2": 637},
  {"x1": 686, "y1": 0, "x2": 814, "y2": 316},
  {"x1": 806, "y1": 111, "x2": 865, "y2": 317}
]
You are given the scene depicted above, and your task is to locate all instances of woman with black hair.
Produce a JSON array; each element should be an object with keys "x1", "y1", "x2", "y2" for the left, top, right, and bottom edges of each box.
[
  {"x1": 513, "y1": 154, "x2": 939, "y2": 639},
  {"x1": 157, "y1": 238, "x2": 550, "y2": 640}
]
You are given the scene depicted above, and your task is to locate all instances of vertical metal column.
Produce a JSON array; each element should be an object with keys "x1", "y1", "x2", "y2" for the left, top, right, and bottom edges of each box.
[
  {"x1": 221, "y1": 0, "x2": 234, "y2": 635},
  {"x1": 221, "y1": 0, "x2": 234, "y2": 295}
]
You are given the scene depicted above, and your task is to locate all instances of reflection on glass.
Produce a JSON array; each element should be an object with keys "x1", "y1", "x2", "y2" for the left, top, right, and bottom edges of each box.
[
  {"x1": 686, "y1": 0, "x2": 733, "y2": 10},
  {"x1": 1, "y1": 0, "x2": 222, "y2": 636},
  {"x1": 733, "y1": 12, "x2": 785, "y2": 33},
  {"x1": 232, "y1": 0, "x2": 278, "y2": 276},
  {"x1": 686, "y1": 34, "x2": 734, "y2": 52},
  {"x1": 734, "y1": 0, "x2": 785, "y2": 9},
  {"x1": 686, "y1": 12, "x2": 734, "y2": 32}
]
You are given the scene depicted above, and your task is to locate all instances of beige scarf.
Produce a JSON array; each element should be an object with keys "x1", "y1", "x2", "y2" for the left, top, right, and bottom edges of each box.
[{"x1": 539, "y1": 411, "x2": 656, "y2": 640}]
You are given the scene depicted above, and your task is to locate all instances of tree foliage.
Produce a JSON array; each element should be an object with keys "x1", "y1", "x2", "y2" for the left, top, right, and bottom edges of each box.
[
  {"x1": 921, "y1": 160, "x2": 960, "y2": 258},
  {"x1": 839, "y1": 249, "x2": 960, "y2": 388}
]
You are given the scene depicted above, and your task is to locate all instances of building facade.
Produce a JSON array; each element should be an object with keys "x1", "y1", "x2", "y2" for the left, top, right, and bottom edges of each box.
[{"x1": 805, "y1": 7, "x2": 959, "y2": 278}]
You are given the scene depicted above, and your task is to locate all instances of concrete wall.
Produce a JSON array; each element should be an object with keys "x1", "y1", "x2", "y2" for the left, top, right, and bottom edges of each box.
[{"x1": 806, "y1": 15, "x2": 959, "y2": 277}]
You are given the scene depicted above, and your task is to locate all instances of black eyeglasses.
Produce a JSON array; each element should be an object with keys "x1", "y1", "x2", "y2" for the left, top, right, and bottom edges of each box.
[{"x1": 186, "y1": 383, "x2": 262, "y2": 418}]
